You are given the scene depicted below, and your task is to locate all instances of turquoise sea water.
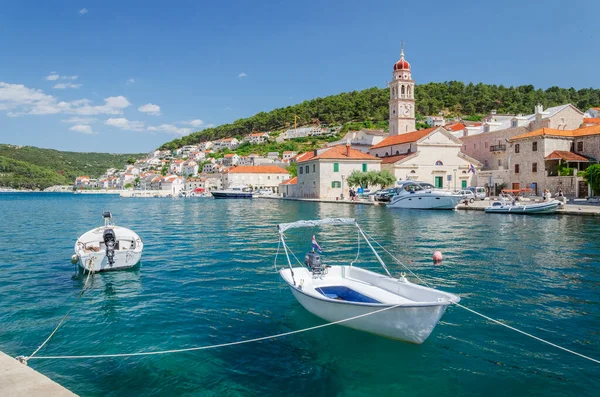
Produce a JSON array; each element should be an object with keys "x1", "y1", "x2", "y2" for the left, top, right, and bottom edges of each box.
[{"x1": 0, "y1": 193, "x2": 599, "y2": 396}]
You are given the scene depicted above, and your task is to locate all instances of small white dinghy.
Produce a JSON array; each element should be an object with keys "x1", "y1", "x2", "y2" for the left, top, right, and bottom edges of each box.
[
  {"x1": 485, "y1": 193, "x2": 561, "y2": 214},
  {"x1": 72, "y1": 211, "x2": 143, "y2": 272},
  {"x1": 277, "y1": 218, "x2": 460, "y2": 344}
]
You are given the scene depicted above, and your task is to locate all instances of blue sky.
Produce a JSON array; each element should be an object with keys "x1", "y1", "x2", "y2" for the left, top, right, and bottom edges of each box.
[{"x1": 0, "y1": 0, "x2": 597, "y2": 153}]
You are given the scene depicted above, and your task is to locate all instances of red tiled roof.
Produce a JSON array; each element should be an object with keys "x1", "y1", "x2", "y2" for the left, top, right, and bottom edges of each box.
[
  {"x1": 281, "y1": 176, "x2": 297, "y2": 185},
  {"x1": 370, "y1": 127, "x2": 437, "y2": 149},
  {"x1": 445, "y1": 123, "x2": 466, "y2": 132},
  {"x1": 224, "y1": 154, "x2": 236, "y2": 157},
  {"x1": 545, "y1": 150, "x2": 589, "y2": 162},
  {"x1": 298, "y1": 145, "x2": 379, "y2": 162},
  {"x1": 583, "y1": 118, "x2": 600, "y2": 124},
  {"x1": 511, "y1": 125, "x2": 600, "y2": 140},
  {"x1": 228, "y1": 165, "x2": 289, "y2": 174},
  {"x1": 380, "y1": 152, "x2": 416, "y2": 164}
]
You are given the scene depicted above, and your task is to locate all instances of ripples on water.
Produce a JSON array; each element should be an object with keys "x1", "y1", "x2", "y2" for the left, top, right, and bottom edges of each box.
[{"x1": 0, "y1": 193, "x2": 599, "y2": 396}]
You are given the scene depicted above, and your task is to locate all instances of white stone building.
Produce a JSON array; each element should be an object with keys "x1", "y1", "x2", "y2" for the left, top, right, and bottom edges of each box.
[
  {"x1": 243, "y1": 132, "x2": 270, "y2": 144},
  {"x1": 296, "y1": 145, "x2": 381, "y2": 199},
  {"x1": 182, "y1": 160, "x2": 199, "y2": 177},
  {"x1": 328, "y1": 130, "x2": 388, "y2": 153},
  {"x1": 222, "y1": 165, "x2": 290, "y2": 192},
  {"x1": 160, "y1": 175, "x2": 184, "y2": 195},
  {"x1": 213, "y1": 138, "x2": 239, "y2": 151},
  {"x1": 222, "y1": 153, "x2": 240, "y2": 166},
  {"x1": 370, "y1": 127, "x2": 481, "y2": 190},
  {"x1": 426, "y1": 116, "x2": 445, "y2": 127}
]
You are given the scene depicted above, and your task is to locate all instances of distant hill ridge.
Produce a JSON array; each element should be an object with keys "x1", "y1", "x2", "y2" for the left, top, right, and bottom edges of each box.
[
  {"x1": 0, "y1": 144, "x2": 144, "y2": 190},
  {"x1": 159, "y1": 81, "x2": 600, "y2": 150}
]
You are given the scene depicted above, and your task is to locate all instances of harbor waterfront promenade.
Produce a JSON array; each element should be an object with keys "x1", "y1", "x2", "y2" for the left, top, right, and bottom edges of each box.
[
  {"x1": 0, "y1": 352, "x2": 77, "y2": 396},
  {"x1": 258, "y1": 195, "x2": 600, "y2": 216}
]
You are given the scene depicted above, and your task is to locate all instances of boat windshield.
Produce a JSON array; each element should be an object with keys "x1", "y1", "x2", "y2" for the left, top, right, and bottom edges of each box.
[
  {"x1": 419, "y1": 183, "x2": 435, "y2": 189},
  {"x1": 403, "y1": 183, "x2": 423, "y2": 192}
]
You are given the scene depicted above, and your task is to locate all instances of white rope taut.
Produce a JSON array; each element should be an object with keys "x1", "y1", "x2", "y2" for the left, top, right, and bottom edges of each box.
[
  {"x1": 22, "y1": 269, "x2": 95, "y2": 363},
  {"x1": 26, "y1": 303, "x2": 406, "y2": 361},
  {"x1": 453, "y1": 302, "x2": 600, "y2": 365},
  {"x1": 358, "y1": 230, "x2": 600, "y2": 366}
]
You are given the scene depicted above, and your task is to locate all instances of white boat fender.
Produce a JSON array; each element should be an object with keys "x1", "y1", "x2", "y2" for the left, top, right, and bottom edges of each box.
[{"x1": 71, "y1": 254, "x2": 79, "y2": 265}]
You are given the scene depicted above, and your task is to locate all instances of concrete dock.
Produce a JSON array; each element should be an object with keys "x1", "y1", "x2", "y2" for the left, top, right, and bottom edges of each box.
[{"x1": 0, "y1": 352, "x2": 77, "y2": 396}]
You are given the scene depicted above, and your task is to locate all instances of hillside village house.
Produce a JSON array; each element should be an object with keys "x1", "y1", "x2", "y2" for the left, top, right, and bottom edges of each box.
[
  {"x1": 198, "y1": 141, "x2": 214, "y2": 150},
  {"x1": 296, "y1": 145, "x2": 381, "y2": 199},
  {"x1": 222, "y1": 165, "x2": 290, "y2": 193},
  {"x1": 184, "y1": 177, "x2": 204, "y2": 191},
  {"x1": 426, "y1": 115, "x2": 445, "y2": 127},
  {"x1": 170, "y1": 159, "x2": 184, "y2": 174},
  {"x1": 182, "y1": 160, "x2": 199, "y2": 176},
  {"x1": 283, "y1": 151, "x2": 297, "y2": 161},
  {"x1": 480, "y1": 124, "x2": 600, "y2": 197},
  {"x1": 75, "y1": 176, "x2": 90, "y2": 188},
  {"x1": 369, "y1": 127, "x2": 481, "y2": 190},
  {"x1": 328, "y1": 130, "x2": 388, "y2": 153},
  {"x1": 213, "y1": 138, "x2": 239, "y2": 151},
  {"x1": 243, "y1": 132, "x2": 270, "y2": 144},
  {"x1": 223, "y1": 153, "x2": 240, "y2": 166},
  {"x1": 280, "y1": 176, "x2": 298, "y2": 198},
  {"x1": 160, "y1": 175, "x2": 184, "y2": 195}
]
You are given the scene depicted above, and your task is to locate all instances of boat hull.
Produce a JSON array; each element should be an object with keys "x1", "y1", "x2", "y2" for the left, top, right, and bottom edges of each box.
[
  {"x1": 77, "y1": 250, "x2": 142, "y2": 272},
  {"x1": 485, "y1": 201, "x2": 560, "y2": 214},
  {"x1": 212, "y1": 192, "x2": 253, "y2": 199},
  {"x1": 288, "y1": 285, "x2": 448, "y2": 343},
  {"x1": 388, "y1": 194, "x2": 463, "y2": 210}
]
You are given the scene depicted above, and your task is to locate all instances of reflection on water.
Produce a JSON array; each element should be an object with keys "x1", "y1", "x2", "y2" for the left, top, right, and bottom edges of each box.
[{"x1": 0, "y1": 193, "x2": 598, "y2": 397}]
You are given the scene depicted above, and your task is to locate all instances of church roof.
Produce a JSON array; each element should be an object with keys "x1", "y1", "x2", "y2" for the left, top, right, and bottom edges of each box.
[
  {"x1": 297, "y1": 145, "x2": 379, "y2": 163},
  {"x1": 370, "y1": 127, "x2": 438, "y2": 149}
]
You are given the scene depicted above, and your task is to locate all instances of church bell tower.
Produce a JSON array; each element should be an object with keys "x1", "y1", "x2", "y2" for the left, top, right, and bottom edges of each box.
[{"x1": 389, "y1": 45, "x2": 415, "y2": 135}]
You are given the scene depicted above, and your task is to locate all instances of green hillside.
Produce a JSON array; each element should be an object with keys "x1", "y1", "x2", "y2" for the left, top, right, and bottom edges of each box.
[
  {"x1": 0, "y1": 144, "x2": 144, "y2": 190},
  {"x1": 0, "y1": 156, "x2": 71, "y2": 189},
  {"x1": 160, "y1": 81, "x2": 600, "y2": 150}
]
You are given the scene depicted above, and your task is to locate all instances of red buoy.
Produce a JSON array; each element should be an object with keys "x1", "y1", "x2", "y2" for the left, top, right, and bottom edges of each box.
[{"x1": 433, "y1": 251, "x2": 443, "y2": 263}]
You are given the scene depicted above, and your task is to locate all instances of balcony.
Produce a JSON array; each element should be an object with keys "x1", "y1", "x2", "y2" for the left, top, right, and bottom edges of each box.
[{"x1": 489, "y1": 144, "x2": 506, "y2": 152}]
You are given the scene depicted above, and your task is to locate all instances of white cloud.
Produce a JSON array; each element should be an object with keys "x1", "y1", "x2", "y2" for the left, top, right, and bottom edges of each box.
[
  {"x1": 0, "y1": 82, "x2": 131, "y2": 116},
  {"x1": 238, "y1": 72, "x2": 247, "y2": 78},
  {"x1": 147, "y1": 124, "x2": 192, "y2": 136},
  {"x1": 105, "y1": 118, "x2": 145, "y2": 131},
  {"x1": 79, "y1": 8, "x2": 88, "y2": 15},
  {"x1": 181, "y1": 119, "x2": 204, "y2": 127},
  {"x1": 69, "y1": 124, "x2": 95, "y2": 134},
  {"x1": 138, "y1": 103, "x2": 161, "y2": 116},
  {"x1": 46, "y1": 73, "x2": 77, "y2": 81},
  {"x1": 62, "y1": 117, "x2": 98, "y2": 124},
  {"x1": 53, "y1": 83, "x2": 82, "y2": 89},
  {"x1": 126, "y1": 78, "x2": 135, "y2": 85}
]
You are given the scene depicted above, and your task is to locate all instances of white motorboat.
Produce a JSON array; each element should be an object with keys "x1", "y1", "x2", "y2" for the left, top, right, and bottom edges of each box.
[
  {"x1": 277, "y1": 218, "x2": 460, "y2": 344},
  {"x1": 72, "y1": 211, "x2": 143, "y2": 272},
  {"x1": 212, "y1": 185, "x2": 253, "y2": 199},
  {"x1": 485, "y1": 193, "x2": 561, "y2": 214},
  {"x1": 387, "y1": 180, "x2": 463, "y2": 210}
]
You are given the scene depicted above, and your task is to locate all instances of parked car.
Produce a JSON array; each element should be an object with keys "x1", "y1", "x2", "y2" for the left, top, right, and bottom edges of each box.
[
  {"x1": 468, "y1": 186, "x2": 487, "y2": 200},
  {"x1": 374, "y1": 188, "x2": 397, "y2": 202},
  {"x1": 456, "y1": 189, "x2": 476, "y2": 203}
]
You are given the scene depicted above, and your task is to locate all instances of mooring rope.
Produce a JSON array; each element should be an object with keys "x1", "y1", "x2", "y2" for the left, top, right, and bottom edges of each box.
[
  {"x1": 22, "y1": 268, "x2": 95, "y2": 363},
  {"x1": 453, "y1": 302, "x2": 600, "y2": 364},
  {"x1": 20, "y1": 233, "x2": 600, "y2": 367},
  {"x1": 359, "y1": 229, "x2": 600, "y2": 365},
  {"x1": 26, "y1": 302, "x2": 406, "y2": 360}
]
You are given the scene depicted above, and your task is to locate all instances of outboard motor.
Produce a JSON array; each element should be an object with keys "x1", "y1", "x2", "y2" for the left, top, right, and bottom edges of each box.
[
  {"x1": 103, "y1": 228, "x2": 117, "y2": 266},
  {"x1": 305, "y1": 251, "x2": 325, "y2": 275}
]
